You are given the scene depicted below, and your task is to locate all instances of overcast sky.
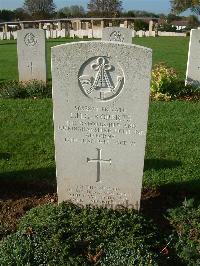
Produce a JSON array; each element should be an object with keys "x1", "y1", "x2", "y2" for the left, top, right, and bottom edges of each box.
[{"x1": 0, "y1": 0, "x2": 190, "y2": 15}]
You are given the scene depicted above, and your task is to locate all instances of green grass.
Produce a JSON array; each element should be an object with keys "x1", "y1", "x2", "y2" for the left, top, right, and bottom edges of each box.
[
  {"x1": 0, "y1": 38, "x2": 82, "y2": 81},
  {"x1": 0, "y1": 99, "x2": 199, "y2": 193},
  {"x1": 0, "y1": 37, "x2": 189, "y2": 81},
  {"x1": 0, "y1": 99, "x2": 54, "y2": 182},
  {"x1": 133, "y1": 37, "x2": 189, "y2": 79}
]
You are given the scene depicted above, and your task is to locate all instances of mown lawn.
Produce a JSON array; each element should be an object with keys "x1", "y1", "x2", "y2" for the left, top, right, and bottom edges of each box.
[
  {"x1": 0, "y1": 99, "x2": 199, "y2": 193},
  {"x1": 133, "y1": 37, "x2": 189, "y2": 79},
  {"x1": 0, "y1": 36, "x2": 189, "y2": 81}
]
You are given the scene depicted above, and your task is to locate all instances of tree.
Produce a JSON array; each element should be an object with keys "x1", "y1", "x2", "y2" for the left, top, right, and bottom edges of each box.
[
  {"x1": 14, "y1": 8, "x2": 30, "y2": 21},
  {"x1": 121, "y1": 9, "x2": 161, "y2": 18},
  {"x1": 70, "y1": 5, "x2": 85, "y2": 17},
  {"x1": 134, "y1": 20, "x2": 149, "y2": 31},
  {"x1": 88, "y1": 0, "x2": 123, "y2": 17},
  {"x1": 57, "y1": 5, "x2": 85, "y2": 18},
  {"x1": 187, "y1": 14, "x2": 200, "y2": 28},
  {"x1": 0, "y1": 10, "x2": 15, "y2": 22},
  {"x1": 167, "y1": 13, "x2": 183, "y2": 23},
  {"x1": 170, "y1": 0, "x2": 200, "y2": 15},
  {"x1": 23, "y1": 0, "x2": 56, "y2": 19}
]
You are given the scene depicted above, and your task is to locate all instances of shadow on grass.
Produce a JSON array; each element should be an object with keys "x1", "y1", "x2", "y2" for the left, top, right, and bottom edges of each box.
[
  {"x1": 0, "y1": 167, "x2": 56, "y2": 200},
  {"x1": 48, "y1": 39, "x2": 73, "y2": 43},
  {"x1": 141, "y1": 179, "x2": 200, "y2": 232},
  {"x1": 0, "y1": 42, "x2": 16, "y2": 46},
  {"x1": 144, "y1": 159, "x2": 181, "y2": 171}
]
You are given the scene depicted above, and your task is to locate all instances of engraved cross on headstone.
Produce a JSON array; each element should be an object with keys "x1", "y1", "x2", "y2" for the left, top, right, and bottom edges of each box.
[
  {"x1": 87, "y1": 148, "x2": 111, "y2": 182},
  {"x1": 28, "y1": 61, "x2": 33, "y2": 76}
]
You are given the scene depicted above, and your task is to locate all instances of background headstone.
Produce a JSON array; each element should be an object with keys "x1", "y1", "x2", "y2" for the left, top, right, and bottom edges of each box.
[
  {"x1": 52, "y1": 41, "x2": 152, "y2": 210},
  {"x1": 102, "y1": 27, "x2": 132, "y2": 43},
  {"x1": 186, "y1": 29, "x2": 200, "y2": 86},
  {"x1": 17, "y1": 29, "x2": 46, "y2": 82}
]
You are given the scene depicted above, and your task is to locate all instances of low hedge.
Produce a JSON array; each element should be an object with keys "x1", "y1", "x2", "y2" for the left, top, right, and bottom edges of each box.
[
  {"x1": 167, "y1": 199, "x2": 200, "y2": 266},
  {"x1": 0, "y1": 202, "x2": 167, "y2": 265},
  {"x1": 1, "y1": 200, "x2": 199, "y2": 265},
  {"x1": 0, "y1": 80, "x2": 52, "y2": 99},
  {"x1": 1, "y1": 69, "x2": 200, "y2": 101}
]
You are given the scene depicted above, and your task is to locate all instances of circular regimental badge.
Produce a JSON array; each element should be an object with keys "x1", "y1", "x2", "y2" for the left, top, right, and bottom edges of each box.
[
  {"x1": 78, "y1": 56, "x2": 125, "y2": 102},
  {"x1": 109, "y1": 31, "x2": 124, "y2": 42},
  {"x1": 24, "y1": 33, "x2": 38, "y2": 47}
]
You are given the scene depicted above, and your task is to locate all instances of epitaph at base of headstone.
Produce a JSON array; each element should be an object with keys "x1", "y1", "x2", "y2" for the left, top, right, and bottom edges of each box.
[
  {"x1": 102, "y1": 27, "x2": 132, "y2": 43},
  {"x1": 17, "y1": 29, "x2": 47, "y2": 83},
  {"x1": 186, "y1": 29, "x2": 200, "y2": 86},
  {"x1": 52, "y1": 41, "x2": 152, "y2": 210}
]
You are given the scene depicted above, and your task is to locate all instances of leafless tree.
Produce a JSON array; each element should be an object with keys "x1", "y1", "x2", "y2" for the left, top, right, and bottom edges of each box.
[
  {"x1": 170, "y1": 0, "x2": 200, "y2": 15},
  {"x1": 23, "y1": 0, "x2": 56, "y2": 19},
  {"x1": 88, "y1": 0, "x2": 123, "y2": 17}
]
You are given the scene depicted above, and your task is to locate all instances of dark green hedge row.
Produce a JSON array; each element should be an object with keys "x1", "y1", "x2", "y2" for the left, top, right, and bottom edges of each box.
[
  {"x1": 0, "y1": 79, "x2": 200, "y2": 100},
  {"x1": 1, "y1": 200, "x2": 199, "y2": 265},
  {"x1": 0, "y1": 202, "x2": 167, "y2": 265},
  {"x1": 0, "y1": 80, "x2": 52, "y2": 99}
]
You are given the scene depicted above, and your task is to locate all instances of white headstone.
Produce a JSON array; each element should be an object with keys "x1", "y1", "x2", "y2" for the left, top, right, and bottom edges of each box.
[
  {"x1": 93, "y1": 29, "x2": 102, "y2": 39},
  {"x1": 53, "y1": 30, "x2": 57, "y2": 38},
  {"x1": 6, "y1": 32, "x2": 11, "y2": 40},
  {"x1": 132, "y1": 30, "x2": 136, "y2": 38},
  {"x1": 17, "y1": 29, "x2": 47, "y2": 83},
  {"x1": 46, "y1": 30, "x2": 51, "y2": 39},
  {"x1": 70, "y1": 30, "x2": 75, "y2": 38},
  {"x1": 186, "y1": 29, "x2": 200, "y2": 86},
  {"x1": 52, "y1": 41, "x2": 152, "y2": 210},
  {"x1": 87, "y1": 29, "x2": 92, "y2": 38},
  {"x1": 60, "y1": 29, "x2": 66, "y2": 38},
  {"x1": 138, "y1": 30, "x2": 145, "y2": 38},
  {"x1": 50, "y1": 30, "x2": 54, "y2": 38},
  {"x1": 102, "y1": 27, "x2": 132, "y2": 43}
]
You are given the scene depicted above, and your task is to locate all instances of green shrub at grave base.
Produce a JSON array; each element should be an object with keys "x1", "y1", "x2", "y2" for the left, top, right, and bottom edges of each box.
[
  {"x1": 0, "y1": 223, "x2": 12, "y2": 241},
  {"x1": 167, "y1": 199, "x2": 200, "y2": 266},
  {"x1": 0, "y1": 202, "x2": 167, "y2": 266},
  {"x1": 151, "y1": 63, "x2": 200, "y2": 100},
  {"x1": 0, "y1": 80, "x2": 52, "y2": 99}
]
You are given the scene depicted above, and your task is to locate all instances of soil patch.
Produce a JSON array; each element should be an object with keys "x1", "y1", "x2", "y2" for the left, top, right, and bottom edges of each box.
[{"x1": 0, "y1": 180, "x2": 198, "y2": 240}]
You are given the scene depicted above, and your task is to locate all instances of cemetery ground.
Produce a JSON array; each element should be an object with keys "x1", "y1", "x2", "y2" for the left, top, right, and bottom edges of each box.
[
  {"x1": 0, "y1": 37, "x2": 200, "y2": 265},
  {"x1": 0, "y1": 37, "x2": 188, "y2": 80}
]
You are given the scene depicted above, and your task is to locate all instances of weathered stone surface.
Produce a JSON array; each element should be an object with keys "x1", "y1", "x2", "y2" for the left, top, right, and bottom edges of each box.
[
  {"x1": 52, "y1": 41, "x2": 152, "y2": 210},
  {"x1": 186, "y1": 29, "x2": 200, "y2": 86},
  {"x1": 17, "y1": 29, "x2": 46, "y2": 82},
  {"x1": 102, "y1": 27, "x2": 132, "y2": 43}
]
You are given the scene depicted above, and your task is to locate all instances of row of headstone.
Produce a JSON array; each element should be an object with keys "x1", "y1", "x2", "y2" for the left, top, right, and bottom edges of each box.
[
  {"x1": 0, "y1": 31, "x2": 17, "y2": 40},
  {"x1": 16, "y1": 27, "x2": 152, "y2": 209},
  {"x1": 1, "y1": 29, "x2": 157, "y2": 40},
  {"x1": 16, "y1": 27, "x2": 200, "y2": 91},
  {"x1": 46, "y1": 29, "x2": 69, "y2": 39},
  {"x1": 15, "y1": 27, "x2": 197, "y2": 210},
  {"x1": 17, "y1": 27, "x2": 133, "y2": 83}
]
